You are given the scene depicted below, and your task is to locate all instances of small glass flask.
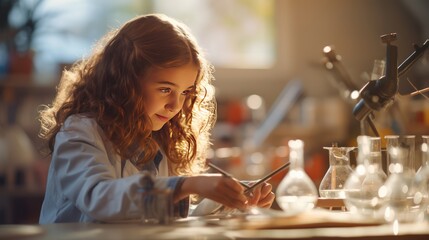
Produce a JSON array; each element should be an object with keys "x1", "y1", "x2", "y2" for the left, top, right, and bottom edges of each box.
[
  {"x1": 379, "y1": 144, "x2": 428, "y2": 223},
  {"x1": 276, "y1": 139, "x2": 318, "y2": 215},
  {"x1": 319, "y1": 143, "x2": 355, "y2": 199},
  {"x1": 344, "y1": 135, "x2": 386, "y2": 219}
]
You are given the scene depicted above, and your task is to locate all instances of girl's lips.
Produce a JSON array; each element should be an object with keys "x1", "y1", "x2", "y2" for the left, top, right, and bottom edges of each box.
[{"x1": 155, "y1": 114, "x2": 169, "y2": 122}]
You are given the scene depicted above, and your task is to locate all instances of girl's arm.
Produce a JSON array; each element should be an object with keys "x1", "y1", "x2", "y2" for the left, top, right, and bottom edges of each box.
[{"x1": 175, "y1": 175, "x2": 249, "y2": 210}]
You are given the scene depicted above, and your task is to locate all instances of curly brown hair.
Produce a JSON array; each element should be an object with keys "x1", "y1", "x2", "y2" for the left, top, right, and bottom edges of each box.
[{"x1": 38, "y1": 14, "x2": 216, "y2": 175}]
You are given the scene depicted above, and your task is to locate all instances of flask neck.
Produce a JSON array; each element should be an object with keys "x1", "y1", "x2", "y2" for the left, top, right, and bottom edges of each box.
[
  {"x1": 289, "y1": 149, "x2": 303, "y2": 169},
  {"x1": 388, "y1": 147, "x2": 414, "y2": 174},
  {"x1": 356, "y1": 135, "x2": 381, "y2": 168},
  {"x1": 289, "y1": 140, "x2": 304, "y2": 170}
]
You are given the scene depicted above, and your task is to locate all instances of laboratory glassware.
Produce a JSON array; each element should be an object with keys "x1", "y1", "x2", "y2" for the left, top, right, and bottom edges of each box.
[
  {"x1": 344, "y1": 135, "x2": 386, "y2": 220},
  {"x1": 276, "y1": 139, "x2": 318, "y2": 215},
  {"x1": 319, "y1": 143, "x2": 355, "y2": 199}
]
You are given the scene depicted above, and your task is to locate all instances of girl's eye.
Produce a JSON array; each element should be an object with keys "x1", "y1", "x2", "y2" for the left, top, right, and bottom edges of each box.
[
  {"x1": 181, "y1": 90, "x2": 191, "y2": 95},
  {"x1": 160, "y1": 88, "x2": 171, "y2": 94},
  {"x1": 182, "y1": 87, "x2": 196, "y2": 96}
]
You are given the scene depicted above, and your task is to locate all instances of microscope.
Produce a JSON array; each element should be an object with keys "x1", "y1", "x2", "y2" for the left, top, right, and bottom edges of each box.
[{"x1": 352, "y1": 33, "x2": 429, "y2": 136}]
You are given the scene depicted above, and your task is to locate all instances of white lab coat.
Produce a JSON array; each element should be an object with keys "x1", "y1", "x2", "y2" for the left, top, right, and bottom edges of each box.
[{"x1": 39, "y1": 114, "x2": 188, "y2": 223}]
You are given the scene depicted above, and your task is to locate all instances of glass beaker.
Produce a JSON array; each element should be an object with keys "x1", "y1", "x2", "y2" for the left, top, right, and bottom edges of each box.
[
  {"x1": 319, "y1": 143, "x2": 355, "y2": 199},
  {"x1": 344, "y1": 135, "x2": 386, "y2": 220},
  {"x1": 379, "y1": 144, "x2": 428, "y2": 223},
  {"x1": 276, "y1": 139, "x2": 318, "y2": 215}
]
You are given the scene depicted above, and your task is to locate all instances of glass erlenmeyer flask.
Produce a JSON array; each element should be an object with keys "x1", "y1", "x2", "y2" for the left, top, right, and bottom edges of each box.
[
  {"x1": 379, "y1": 145, "x2": 428, "y2": 223},
  {"x1": 276, "y1": 139, "x2": 318, "y2": 215},
  {"x1": 319, "y1": 143, "x2": 355, "y2": 199},
  {"x1": 344, "y1": 135, "x2": 386, "y2": 219}
]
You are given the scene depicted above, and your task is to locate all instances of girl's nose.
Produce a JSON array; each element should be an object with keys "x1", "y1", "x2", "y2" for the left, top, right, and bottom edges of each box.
[{"x1": 166, "y1": 95, "x2": 182, "y2": 112}]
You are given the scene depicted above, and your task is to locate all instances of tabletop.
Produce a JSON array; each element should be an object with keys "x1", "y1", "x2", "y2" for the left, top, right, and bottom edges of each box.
[{"x1": 1, "y1": 209, "x2": 429, "y2": 240}]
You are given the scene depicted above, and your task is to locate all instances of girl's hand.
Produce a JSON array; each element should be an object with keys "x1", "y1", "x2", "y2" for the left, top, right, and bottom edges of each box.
[
  {"x1": 246, "y1": 182, "x2": 275, "y2": 208},
  {"x1": 179, "y1": 175, "x2": 249, "y2": 210}
]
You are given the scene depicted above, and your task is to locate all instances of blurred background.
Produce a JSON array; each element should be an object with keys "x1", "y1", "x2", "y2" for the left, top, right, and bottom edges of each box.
[{"x1": 0, "y1": 0, "x2": 428, "y2": 224}]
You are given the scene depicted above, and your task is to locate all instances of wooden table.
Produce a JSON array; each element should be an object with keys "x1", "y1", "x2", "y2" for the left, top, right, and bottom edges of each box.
[{"x1": 1, "y1": 211, "x2": 428, "y2": 240}]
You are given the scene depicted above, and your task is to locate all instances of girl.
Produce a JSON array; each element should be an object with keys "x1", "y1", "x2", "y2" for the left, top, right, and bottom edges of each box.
[{"x1": 38, "y1": 13, "x2": 274, "y2": 223}]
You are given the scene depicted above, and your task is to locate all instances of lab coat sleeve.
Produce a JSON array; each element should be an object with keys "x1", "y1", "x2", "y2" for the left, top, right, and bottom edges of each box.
[{"x1": 53, "y1": 117, "x2": 185, "y2": 222}]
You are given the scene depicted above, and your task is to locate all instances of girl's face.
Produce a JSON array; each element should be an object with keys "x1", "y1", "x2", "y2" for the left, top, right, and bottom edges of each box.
[{"x1": 141, "y1": 63, "x2": 198, "y2": 131}]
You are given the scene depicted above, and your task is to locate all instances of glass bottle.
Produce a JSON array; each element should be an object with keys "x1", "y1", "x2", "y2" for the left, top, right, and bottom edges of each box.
[
  {"x1": 276, "y1": 139, "x2": 318, "y2": 215},
  {"x1": 344, "y1": 135, "x2": 386, "y2": 219},
  {"x1": 319, "y1": 143, "x2": 355, "y2": 199},
  {"x1": 379, "y1": 144, "x2": 428, "y2": 223}
]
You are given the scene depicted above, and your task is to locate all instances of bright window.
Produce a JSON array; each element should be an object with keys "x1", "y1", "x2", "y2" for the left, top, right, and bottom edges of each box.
[{"x1": 31, "y1": 0, "x2": 276, "y2": 78}]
